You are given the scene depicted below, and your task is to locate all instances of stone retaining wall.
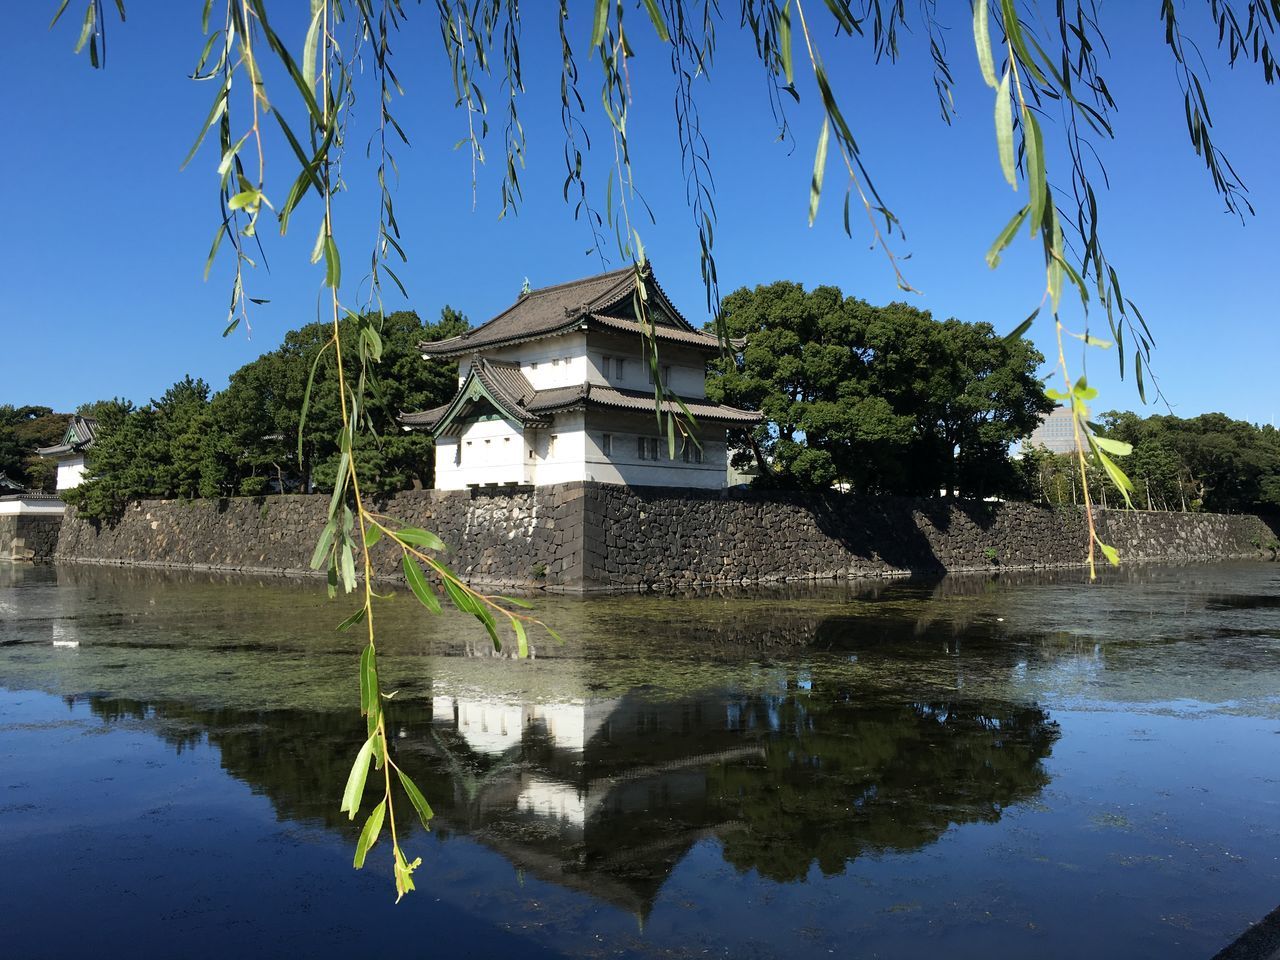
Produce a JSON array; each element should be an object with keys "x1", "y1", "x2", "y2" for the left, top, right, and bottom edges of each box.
[
  {"x1": 579, "y1": 485, "x2": 1277, "y2": 589},
  {"x1": 0, "y1": 513, "x2": 64, "y2": 563},
  {"x1": 54, "y1": 482, "x2": 1277, "y2": 591}
]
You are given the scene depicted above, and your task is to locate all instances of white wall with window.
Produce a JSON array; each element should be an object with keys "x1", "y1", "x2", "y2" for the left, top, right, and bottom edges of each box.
[
  {"x1": 477, "y1": 333, "x2": 591, "y2": 391},
  {"x1": 580, "y1": 411, "x2": 726, "y2": 488},
  {"x1": 433, "y1": 415, "x2": 526, "y2": 490},
  {"x1": 586, "y1": 334, "x2": 708, "y2": 398},
  {"x1": 527, "y1": 411, "x2": 587, "y2": 486}
]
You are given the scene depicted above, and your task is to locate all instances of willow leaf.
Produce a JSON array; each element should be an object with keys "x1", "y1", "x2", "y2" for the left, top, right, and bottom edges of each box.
[
  {"x1": 340, "y1": 733, "x2": 376, "y2": 820},
  {"x1": 352, "y1": 800, "x2": 386, "y2": 869},
  {"x1": 973, "y1": 0, "x2": 997, "y2": 88},
  {"x1": 808, "y1": 118, "x2": 830, "y2": 227},
  {"x1": 995, "y1": 69, "x2": 1016, "y2": 189}
]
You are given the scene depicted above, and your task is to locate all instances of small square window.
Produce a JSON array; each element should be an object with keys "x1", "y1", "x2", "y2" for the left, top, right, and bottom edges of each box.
[
  {"x1": 552, "y1": 357, "x2": 560, "y2": 366},
  {"x1": 530, "y1": 361, "x2": 538, "y2": 370}
]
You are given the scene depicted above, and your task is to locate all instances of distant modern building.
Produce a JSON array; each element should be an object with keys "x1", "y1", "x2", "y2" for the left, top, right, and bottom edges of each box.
[
  {"x1": 36, "y1": 415, "x2": 98, "y2": 491},
  {"x1": 401, "y1": 264, "x2": 761, "y2": 490},
  {"x1": 1021, "y1": 405, "x2": 1076, "y2": 455}
]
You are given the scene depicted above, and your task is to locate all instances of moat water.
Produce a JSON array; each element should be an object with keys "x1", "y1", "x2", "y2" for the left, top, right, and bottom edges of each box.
[{"x1": 1, "y1": 561, "x2": 1278, "y2": 959}]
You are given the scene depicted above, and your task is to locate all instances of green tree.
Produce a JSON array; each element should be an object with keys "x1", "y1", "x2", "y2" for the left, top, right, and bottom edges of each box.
[
  {"x1": 708, "y1": 282, "x2": 1050, "y2": 496},
  {"x1": 212, "y1": 307, "x2": 468, "y2": 497},
  {"x1": 0, "y1": 404, "x2": 73, "y2": 492},
  {"x1": 66, "y1": 382, "x2": 219, "y2": 518},
  {"x1": 63, "y1": 399, "x2": 144, "y2": 519},
  {"x1": 1100, "y1": 411, "x2": 1280, "y2": 513}
]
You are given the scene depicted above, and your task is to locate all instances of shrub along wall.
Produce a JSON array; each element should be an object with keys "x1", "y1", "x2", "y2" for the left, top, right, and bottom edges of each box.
[{"x1": 54, "y1": 483, "x2": 1278, "y2": 592}]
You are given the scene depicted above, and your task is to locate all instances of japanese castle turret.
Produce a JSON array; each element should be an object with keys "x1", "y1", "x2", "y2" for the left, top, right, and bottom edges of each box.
[
  {"x1": 402, "y1": 265, "x2": 761, "y2": 490},
  {"x1": 35, "y1": 415, "x2": 98, "y2": 492}
]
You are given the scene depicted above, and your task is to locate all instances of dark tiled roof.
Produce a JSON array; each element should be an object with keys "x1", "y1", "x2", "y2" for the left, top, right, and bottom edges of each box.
[
  {"x1": 476, "y1": 359, "x2": 539, "y2": 409},
  {"x1": 525, "y1": 385, "x2": 589, "y2": 412},
  {"x1": 399, "y1": 358, "x2": 550, "y2": 431},
  {"x1": 37, "y1": 415, "x2": 99, "y2": 458},
  {"x1": 0, "y1": 492, "x2": 64, "y2": 503},
  {"x1": 588, "y1": 314, "x2": 742, "y2": 352},
  {"x1": 72, "y1": 416, "x2": 99, "y2": 444},
  {"x1": 574, "y1": 385, "x2": 762, "y2": 424},
  {"x1": 400, "y1": 404, "x2": 452, "y2": 428},
  {"x1": 419, "y1": 264, "x2": 713, "y2": 358}
]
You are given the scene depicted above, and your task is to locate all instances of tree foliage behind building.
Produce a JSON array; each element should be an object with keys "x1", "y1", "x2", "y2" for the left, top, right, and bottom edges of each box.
[
  {"x1": 706, "y1": 281, "x2": 1053, "y2": 498},
  {"x1": 0, "y1": 405, "x2": 74, "y2": 492}
]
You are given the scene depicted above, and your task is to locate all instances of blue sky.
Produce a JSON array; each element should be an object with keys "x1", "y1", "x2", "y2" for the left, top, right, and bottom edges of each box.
[{"x1": 1, "y1": 3, "x2": 1276, "y2": 424}]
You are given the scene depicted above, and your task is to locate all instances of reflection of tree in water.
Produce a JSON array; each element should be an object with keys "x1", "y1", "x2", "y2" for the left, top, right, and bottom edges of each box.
[
  {"x1": 79, "y1": 695, "x2": 436, "y2": 833},
  {"x1": 77, "y1": 678, "x2": 1057, "y2": 912},
  {"x1": 709, "y1": 689, "x2": 1058, "y2": 882}
]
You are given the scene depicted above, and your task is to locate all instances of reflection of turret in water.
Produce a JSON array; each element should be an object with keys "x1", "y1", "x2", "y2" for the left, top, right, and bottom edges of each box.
[{"x1": 73, "y1": 662, "x2": 1059, "y2": 920}]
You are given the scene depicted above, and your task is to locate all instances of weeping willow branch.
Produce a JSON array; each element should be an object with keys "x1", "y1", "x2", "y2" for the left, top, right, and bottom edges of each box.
[{"x1": 50, "y1": 0, "x2": 1280, "y2": 891}]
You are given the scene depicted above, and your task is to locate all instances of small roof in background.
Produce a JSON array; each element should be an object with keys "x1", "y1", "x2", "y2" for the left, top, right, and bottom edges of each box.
[{"x1": 36, "y1": 415, "x2": 99, "y2": 459}]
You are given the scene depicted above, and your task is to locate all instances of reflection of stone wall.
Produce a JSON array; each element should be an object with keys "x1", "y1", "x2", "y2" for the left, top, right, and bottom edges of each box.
[
  {"x1": 55, "y1": 482, "x2": 1277, "y2": 591},
  {"x1": 0, "y1": 513, "x2": 63, "y2": 562}
]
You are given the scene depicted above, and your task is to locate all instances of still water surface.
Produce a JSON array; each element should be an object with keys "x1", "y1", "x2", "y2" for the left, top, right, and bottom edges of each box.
[{"x1": 1, "y1": 561, "x2": 1278, "y2": 959}]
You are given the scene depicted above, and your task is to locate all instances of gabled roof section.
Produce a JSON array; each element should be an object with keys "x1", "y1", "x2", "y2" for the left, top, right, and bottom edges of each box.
[
  {"x1": 399, "y1": 357, "x2": 550, "y2": 436},
  {"x1": 36, "y1": 415, "x2": 99, "y2": 458},
  {"x1": 401, "y1": 368, "x2": 762, "y2": 436},
  {"x1": 419, "y1": 263, "x2": 726, "y2": 358}
]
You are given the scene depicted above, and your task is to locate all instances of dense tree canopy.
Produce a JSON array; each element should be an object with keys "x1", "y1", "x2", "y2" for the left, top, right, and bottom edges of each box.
[
  {"x1": 67, "y1": 308, "x2": 466, "y2": 519},
  {"x1": 1100, "y1": 412, "x2": 1280, "y2": 514},
  {"x1": 706, "y1": 282, "x2": 1052, "y2": 498},
  {"x1": 1017, "y1": 410, "x2": 1280, "y2": 514},
  {"x1": 0, "y1": 404, "x2": 73, "y2": 492}
]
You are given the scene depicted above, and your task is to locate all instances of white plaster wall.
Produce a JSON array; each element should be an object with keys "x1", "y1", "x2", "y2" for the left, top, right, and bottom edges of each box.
[
  {"x1": 435, "y1": 408, "x2": 728, "y2": 489},
  {"x1": 581, "y1": 411, "x2": 727, "y2": 488},
  {"x1": 434, "y1": 418, "x2": 526, "y2": 490},
  {"x1": 56, "y1": 455, "x2": 86, "y2": 491},
  {"x1": 585, "y1": 332, "x2": 708, "y2": 398},
  {"x1": 527, "y1": 411, "x2": 588, "y2": 486},
  {"x1": 0, "y1": 498, "x2": 67, "y2": 516},
  {"x1": 465, "y1": 333, "x2": 590, "y2": 391}
]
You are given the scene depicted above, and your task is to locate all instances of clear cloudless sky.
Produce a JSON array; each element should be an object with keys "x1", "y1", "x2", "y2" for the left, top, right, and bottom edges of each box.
[{"x1": 1, "y1": 3, "x2": 1276, "y2": 424}]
